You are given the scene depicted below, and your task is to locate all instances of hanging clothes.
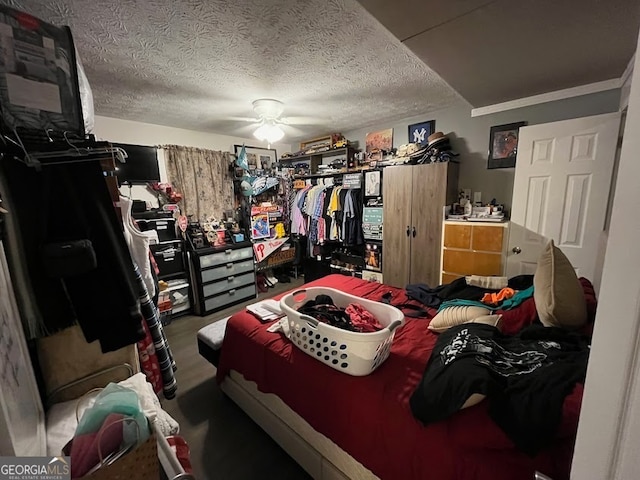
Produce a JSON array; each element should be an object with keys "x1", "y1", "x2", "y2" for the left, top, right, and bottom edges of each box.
[
  {"x1": 119, "y1": 196, "x2": 156, "y2": 299},
  {"x1": 343, "y1": 189, "x2": 364, "y2": 246},
  {"x1": 289, "y1": 182, "x2": 363, "y2": 254},
  {"x1": 327, "y1": 186, "x2": 342, "y2": 241},
  {"x1": 0, "y1": 156, "x2": 144, "y2": 351},
  {"x1": 132, "y1": 262, "x2": 177, "y2": 399},
  {"x1": 291, "y1": 185, "x2": 312, "y2": 235}
]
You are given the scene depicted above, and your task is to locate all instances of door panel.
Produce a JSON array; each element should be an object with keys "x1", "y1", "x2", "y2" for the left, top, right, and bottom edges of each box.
[
  {"x1": 382, "y1": 166, "x2": 412, "y2": 287},
  {"x1": 507, "y1": 113, "x2": 620, "y2": 282},
  {"x1": 411, "y1": 163, "x2": 447, "y2": 285}
]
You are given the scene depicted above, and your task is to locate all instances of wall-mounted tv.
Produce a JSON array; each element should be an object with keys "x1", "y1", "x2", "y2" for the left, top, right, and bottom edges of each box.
[{"x1": 114, "y1": 143, "x2": 160, "y2": 184}]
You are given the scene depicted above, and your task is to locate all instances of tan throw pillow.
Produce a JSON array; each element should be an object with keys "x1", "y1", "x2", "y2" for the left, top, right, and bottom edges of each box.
[
  {"x1": 428, "y1": 306, "x2": 491, "y2": 333},
  {"x1": 467, "y1": 314, "x2": 503, "y2": 331},
  {"x1": 534, "y1": 239, "x2": 588, "y2": 328}
]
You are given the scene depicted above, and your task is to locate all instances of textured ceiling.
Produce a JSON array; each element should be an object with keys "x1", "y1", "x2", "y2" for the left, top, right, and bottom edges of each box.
[
  {"x1": 2, "y1": 0, "x2": 464, "y2": 141},
  {"x1": 358, "y1": 0, "x2": 640, "y2": 107}
]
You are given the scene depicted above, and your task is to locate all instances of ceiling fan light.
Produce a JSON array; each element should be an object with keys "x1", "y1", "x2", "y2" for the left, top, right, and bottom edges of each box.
[{"x1": 254, "y1": 123, "x2": 284, "y2": 143}]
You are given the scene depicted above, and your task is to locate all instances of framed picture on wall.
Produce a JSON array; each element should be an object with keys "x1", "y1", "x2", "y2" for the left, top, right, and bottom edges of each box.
[
  {"x1": 408, "y1": 120, "x2": 436, "y2": 147},
  {"x1": 365, "y1": 129, "x2": 393, "y2": 162},
  {"x1": 487, "y1": 122, "x2": 526, "y2": 169},
  {"x1": 234, "y1": 145, "x2": 278, "y2": 173},
  {"x1": 364, "y1": 171, "x2": 381, "y2": 197}
]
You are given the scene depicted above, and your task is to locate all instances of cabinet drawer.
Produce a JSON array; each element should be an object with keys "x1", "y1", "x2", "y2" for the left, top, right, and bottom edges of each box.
[
  {"x1": 444, "y1": 225, "x2": 472, "y2": 249},
  {"x1": 441, "y1": 273, "x2": 463, "y2": 285},
  {"x1": 202, "y1": 272, "x2": 255, "y2": 298},
  {"x1": 443, "y1": 250, "x2": 502, "y2": 276},
  {"x1": 472, "y1": 226, "x2": 504, "y2": 252},
  {"x1": 201, "y1": 258, "x2": 255, "y2": 283},
  {"x1": 204, "y1": 284, "x2": 256, "y2": 312},
  {"x1": 200, "y1": 247, "x2": 253, "y2": 269}
]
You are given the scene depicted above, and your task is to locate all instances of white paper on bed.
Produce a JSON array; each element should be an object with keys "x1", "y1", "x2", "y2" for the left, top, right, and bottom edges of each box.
[{"x1": 247, "y1": 299, "x2": 283, "y2": 322}]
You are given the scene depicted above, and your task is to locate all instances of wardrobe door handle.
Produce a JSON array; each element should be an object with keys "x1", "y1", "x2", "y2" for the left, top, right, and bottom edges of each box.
[
  {"x1": 412, "y1": 227, "x2": 416, "y2": 238},
  {"x1": 406, "y1": 226, "x2": 410, "y2": 237}
]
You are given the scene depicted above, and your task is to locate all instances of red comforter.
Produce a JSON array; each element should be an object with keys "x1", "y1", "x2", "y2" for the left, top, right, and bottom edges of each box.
[{"x1": 217, "y1": 275, "x2": 587, "y2": 480}]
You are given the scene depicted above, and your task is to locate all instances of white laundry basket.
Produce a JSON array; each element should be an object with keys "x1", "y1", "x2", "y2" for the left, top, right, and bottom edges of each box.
[{"x1": 280, "y1": 287, "x2": 405, "y2": 376}]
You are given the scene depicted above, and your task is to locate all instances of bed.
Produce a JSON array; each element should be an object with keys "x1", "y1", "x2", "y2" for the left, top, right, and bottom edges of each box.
[{"x1": 213, "y1": 274, "x2": 593, "y2": 480}]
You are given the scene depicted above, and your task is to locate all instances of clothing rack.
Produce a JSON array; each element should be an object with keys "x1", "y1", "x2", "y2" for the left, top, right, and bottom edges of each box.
[
  {"x1": 2, "y1": 134, "x2": 127, "y2": 170},
  {"x1": 296, "y1": 172, "x2": 363, "y2": 189}
]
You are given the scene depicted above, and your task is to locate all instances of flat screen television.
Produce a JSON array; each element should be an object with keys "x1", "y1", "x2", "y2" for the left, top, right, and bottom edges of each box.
[{"x1": 114, "y1": 143, "x2": 160, "y2": 184}]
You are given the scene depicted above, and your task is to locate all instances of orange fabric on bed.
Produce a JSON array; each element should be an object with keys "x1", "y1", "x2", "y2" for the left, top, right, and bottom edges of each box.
[{"x1": 482, "y1": 287, "x2": 515, "y2": 306}]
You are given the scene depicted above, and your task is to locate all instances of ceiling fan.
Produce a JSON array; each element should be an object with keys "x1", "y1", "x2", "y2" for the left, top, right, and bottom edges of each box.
[
  {"x1": 251, "y1": 99, "x2": 286, "y2": 143},
  {"x1": 231, "y1": 99, "x2": 326, "y2": 145}
]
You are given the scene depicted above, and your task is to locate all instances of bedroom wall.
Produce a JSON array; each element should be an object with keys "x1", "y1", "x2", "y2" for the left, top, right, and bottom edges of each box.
[
  {"x1": 93, "y1": 116, "x2": 293, "y2": 207},
  {"x1": 343, "y1": 90, "x2": 621, "y2": 211}
]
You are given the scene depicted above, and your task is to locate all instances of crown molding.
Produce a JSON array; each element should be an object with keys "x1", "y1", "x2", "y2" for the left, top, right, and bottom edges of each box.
[{"x1": 471, "y1": 74, "x2": 627, "y2": 117}]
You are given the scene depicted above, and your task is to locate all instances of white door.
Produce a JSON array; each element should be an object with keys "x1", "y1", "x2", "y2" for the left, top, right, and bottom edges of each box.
[{"x1": 506, "y1": 112, "x2": 620, "y2": 282}]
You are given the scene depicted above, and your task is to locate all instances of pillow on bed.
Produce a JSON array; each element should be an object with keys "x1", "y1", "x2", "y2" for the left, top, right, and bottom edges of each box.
[
  {"x1": 428, "y1": 306, "x2": 491, "y2": 333},
  {"x1": 534, "y1": 240, "x2": 587, "y2": 329}
]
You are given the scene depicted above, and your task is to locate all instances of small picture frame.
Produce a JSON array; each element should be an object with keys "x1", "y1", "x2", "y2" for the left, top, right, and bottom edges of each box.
[
  {"x1": 487, "y1": 122, "x2": 526, "y2": 169},
  {"x1": 362, "y1": 271, "x2": 383, "y2": 283},
  {"x1": 408, "y1": 120, "x2": 436, "y2": 147},
  {"x1": 364, "y1": 242, "x2": 382, "y2": 272},
  {"x1": 364, "y1": 171, "x2": 381, "y2": 197}
]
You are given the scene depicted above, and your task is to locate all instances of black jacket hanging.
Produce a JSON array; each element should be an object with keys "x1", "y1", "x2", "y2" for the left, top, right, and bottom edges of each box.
[{"x1": 0, "y1": 156, "x2": 144, "y2": 352}]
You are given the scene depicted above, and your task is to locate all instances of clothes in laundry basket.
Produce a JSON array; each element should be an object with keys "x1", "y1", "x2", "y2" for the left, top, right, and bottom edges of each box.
[{"x1": 297, "y1": 295, "x2": 383, "y2": 333}]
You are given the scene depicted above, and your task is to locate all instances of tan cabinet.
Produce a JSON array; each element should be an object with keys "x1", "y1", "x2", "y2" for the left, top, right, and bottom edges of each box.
[
  {"x1": 440, "y1": 221, "x2": 509, "y2": 283},
  {"x1": 382, "y1": 162, "x2": 458, "y2": 288}
]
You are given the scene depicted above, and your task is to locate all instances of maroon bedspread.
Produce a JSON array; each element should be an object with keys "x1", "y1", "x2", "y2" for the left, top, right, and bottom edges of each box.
[{"x1": 217, "y1": 275, "x2": 583, "y2": 480}]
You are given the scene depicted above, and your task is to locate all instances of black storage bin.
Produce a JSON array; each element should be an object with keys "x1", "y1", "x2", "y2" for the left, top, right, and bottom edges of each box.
[
  {"x1": 151, "y1": 242, "x2": 184, "y2": 278},
  {"x1": 140, "y1": 218, "x2": 177, "y2": 242}
]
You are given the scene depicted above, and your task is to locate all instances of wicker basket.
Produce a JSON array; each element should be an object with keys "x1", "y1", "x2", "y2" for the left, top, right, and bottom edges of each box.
[{"x1": 77, "y1": 431, "x2": 158, "y2": 480}]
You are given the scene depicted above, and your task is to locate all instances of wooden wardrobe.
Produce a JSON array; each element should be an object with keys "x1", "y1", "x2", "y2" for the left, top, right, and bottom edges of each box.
[{"x1": 383, "y1": 162, "x2": 458, "y2": 288}]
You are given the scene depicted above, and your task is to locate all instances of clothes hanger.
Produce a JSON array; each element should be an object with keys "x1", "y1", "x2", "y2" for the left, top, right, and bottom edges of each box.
[{"x1": 5, "y1": 127, "x2": 129, "y2": 169}]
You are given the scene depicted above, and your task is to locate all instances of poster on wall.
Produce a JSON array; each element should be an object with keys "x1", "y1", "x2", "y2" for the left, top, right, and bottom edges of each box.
[
  {"x1": 487, "y1": 122, "x2": 526, "y2": 169},
  {"x1": 408, "y1": 120, "x2": 436, "y2": 147},
  {"x1": 364, "y1": 171, "x2": 381, "y2": 197},
  {"x1": 251, "y1": 213, "x2": 270, "y2": 239},
  {"x1": 251, "y1": 204, "x2": 283, "y2": 239},
  {"x1": 365, "y1": 128, "x2": 393, "y2": 162},
  {"x1": 364, "y1": 242, "x2": 382, "y2": 272}
]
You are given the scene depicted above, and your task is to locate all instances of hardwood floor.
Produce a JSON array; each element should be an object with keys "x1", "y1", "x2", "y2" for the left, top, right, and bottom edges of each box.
[{"x1": 162, "y1": 277, "x2": 311, "y2": 480}]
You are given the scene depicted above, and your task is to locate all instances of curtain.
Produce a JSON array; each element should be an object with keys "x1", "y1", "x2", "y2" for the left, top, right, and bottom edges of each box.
[{"x1": 163, "y1": 145, "x2": 234, "y2": 221}]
